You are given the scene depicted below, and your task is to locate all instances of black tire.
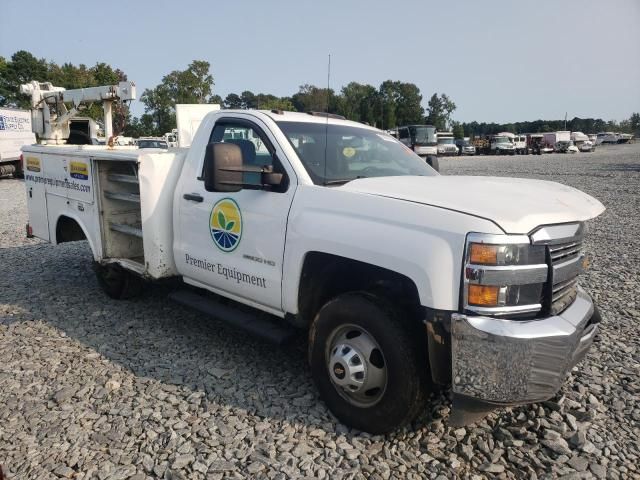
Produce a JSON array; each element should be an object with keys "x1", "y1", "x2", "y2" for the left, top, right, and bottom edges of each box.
[
  {"x1": 93, "y1": 262, "x2": 144, "y2": 299},
  {"x1": 426, "y1": 155, "x2": 439, "y2": 172},
  {"x1": 309, "y1": 292, "x2": 429, "y2": 434}
]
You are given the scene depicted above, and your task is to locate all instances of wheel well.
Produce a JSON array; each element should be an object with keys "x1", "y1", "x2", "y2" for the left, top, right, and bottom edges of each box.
[
  {"x1": 55, "y1": 216, "x2": 87, "y2": 244},
  {"x1": 298, "y1": 252, "x2": 422, "y2": 325}
]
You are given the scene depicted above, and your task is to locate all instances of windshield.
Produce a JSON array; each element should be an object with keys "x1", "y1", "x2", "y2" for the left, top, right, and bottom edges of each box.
[
  {"x1": 277, "y1": 122, "x2": 438, "y2": 185},
  {"x1": 138, "y1": 140, "x2": 168, "y2": 148},
  {"x1": 409, "y1": 126, "x2": 437, "y2": 145},
  {"x1": 438, "y1": 137, "x2": 454, "y2": 145},
  {"x1": 494, "y1": 136, "x2": 511, "y2": 144}
]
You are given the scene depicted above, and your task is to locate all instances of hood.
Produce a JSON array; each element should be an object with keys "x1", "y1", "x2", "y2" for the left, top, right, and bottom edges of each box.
[{"x1": 340, "y1": 176, "x2": 605, "y2": 234}]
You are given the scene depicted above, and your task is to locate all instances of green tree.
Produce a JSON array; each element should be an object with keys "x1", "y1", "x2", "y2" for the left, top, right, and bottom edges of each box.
[
  {"x1": 240, "y1": 90, "x2": 257, "y2": 109},
  {"x1": 630, "y1": 112, "x2": 640, "y2": 134},
  {"x1": 224, "y1": 93, "x2": 243, "y2": 109},
  {"x1": 377, "y1": 80, "x2": 424, "y2": 128},
  {"x1": 0, "y1": 50, "x2": 49, "y2": 108},
  {"x1": 426, "y1": 93, "x2": 456, "y2": 130},
  {"x1": 140, "y1": 60, "x2": 217, "y2": 134},
  {"x1": 256, "y1": 94, "x2": 295, "y2": 111},
  {"x1": 123, "y1": 113, "x2": 157, "y2": 137},
  {"x1": 451, "y1": 121, "x2": 465, "y2": 139},
  {"x1": 292, "y1": 84, "x2": 338, "y2": 113},
  {"x1": 339, "y1": 82, "x2": 379, "y2": 125}
]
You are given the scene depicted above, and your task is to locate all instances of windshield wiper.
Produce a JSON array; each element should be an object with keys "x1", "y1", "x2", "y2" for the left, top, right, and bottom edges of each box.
[{"x1": 323, "y1": 176, "x2": 366, "y2": 186}]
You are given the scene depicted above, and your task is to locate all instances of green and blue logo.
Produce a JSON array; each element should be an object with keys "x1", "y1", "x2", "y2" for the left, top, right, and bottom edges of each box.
[{"x1": 210, "y1": 198, "x2": 242, "y2": 252}]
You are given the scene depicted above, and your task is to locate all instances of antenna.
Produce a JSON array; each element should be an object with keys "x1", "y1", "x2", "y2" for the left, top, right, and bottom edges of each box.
[{"x1": 323, "y1": 54, "x2": 331, "y2": 184}]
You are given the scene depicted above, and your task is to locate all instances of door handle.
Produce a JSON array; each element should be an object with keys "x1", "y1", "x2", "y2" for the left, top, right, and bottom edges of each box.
[{"x1": 183, "y1": 193, "x2": 203, "y2": 202}]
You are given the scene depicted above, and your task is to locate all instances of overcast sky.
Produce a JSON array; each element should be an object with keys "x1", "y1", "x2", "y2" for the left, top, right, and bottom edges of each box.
[{"x1": 1, "y1": 0, "x2": 639, "y2": 123}]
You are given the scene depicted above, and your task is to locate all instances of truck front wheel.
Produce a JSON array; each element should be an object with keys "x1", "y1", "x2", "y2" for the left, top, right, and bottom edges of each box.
[
  {"x1": 309, "y1": 292, "x2": 428, "y2": 433},
  {"x1": 93, "y1": 262, "x2": 143, "y2": 299}
]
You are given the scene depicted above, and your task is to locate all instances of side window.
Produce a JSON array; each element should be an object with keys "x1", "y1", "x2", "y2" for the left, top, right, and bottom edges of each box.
[
  {"x1": 204, "y1": 120, "x2": 288, "y2": 192},
  {"x1": 210, "y1": 123, "x2": 275, "y2": 169},
  {"x1": 399, "y1": 128, "x2": 408, "y2": 140}
]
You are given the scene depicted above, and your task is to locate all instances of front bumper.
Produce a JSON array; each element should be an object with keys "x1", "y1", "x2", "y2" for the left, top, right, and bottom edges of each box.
[{"x1": 449, "y1": 286, "x2": 599, "y2": 424}]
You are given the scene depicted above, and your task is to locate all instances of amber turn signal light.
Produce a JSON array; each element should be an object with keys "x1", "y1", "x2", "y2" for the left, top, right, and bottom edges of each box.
[
  {"x1": 469, "y1": 243, "x2": 498, "y2": 265},
  {"x1": 468, "y1": 284, "x2": 500, "y2": 306}
]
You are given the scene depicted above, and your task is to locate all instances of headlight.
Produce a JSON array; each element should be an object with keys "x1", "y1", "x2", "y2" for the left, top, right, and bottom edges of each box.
[{"x1": 463, "y1": 233, "x2": 547, "y2": 317}]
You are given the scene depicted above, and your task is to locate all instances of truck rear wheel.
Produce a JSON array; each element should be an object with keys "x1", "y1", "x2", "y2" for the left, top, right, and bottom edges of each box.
[
  {"x1": 309, "y1": 292, "x2": 428, "y2": 433},
  {"x1": 93, "y1": 262, "x2": 143, "y2": 299}
]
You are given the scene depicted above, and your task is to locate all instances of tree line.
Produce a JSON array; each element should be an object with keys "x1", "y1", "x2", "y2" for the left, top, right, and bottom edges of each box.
[{"x1": 1, "y1": 50, "x2": 638, "y2": 139}]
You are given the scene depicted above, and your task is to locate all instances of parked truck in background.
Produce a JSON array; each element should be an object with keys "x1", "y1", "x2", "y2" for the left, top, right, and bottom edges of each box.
[
  {"x1": 473, "y1": 134, "x2": 516, "y2": 155},
  {"x1": 571, "y1": 132, "x2": 594, "y2": 152},
  {"x1": 513, "y1": 134, "x2": 528, "y2": 154},
  {"x1": 0, "y1": 107, "x2": 36, "y2": 177},
  {"x1": 527, "y1": 134, "x2": 544, "y2": 155},
  {"x1": 455, "y1": 137, "x2": 476, "y2": 156},
  {"x1": 436, "y1": 131, "x2": 459, "y2": 156},
  {"x1": 544, "y1": 131, "x2": 571, "y2": 152},
  {"x1": 22, "y1": 107, "x2": 605, "y2": 434},
  {"x1": 397, "y1": 124, "x2": 439, "y2": 171}
]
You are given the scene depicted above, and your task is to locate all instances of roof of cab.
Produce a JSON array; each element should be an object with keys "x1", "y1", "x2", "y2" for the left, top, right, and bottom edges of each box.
[{"x1": 256, "y1": 110, "x2": 379, "y2": 130}]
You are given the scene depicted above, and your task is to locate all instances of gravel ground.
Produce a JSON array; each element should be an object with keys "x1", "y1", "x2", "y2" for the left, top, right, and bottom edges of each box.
[{"x1": 1, "y1": 144, "x2": 639, "y2": 479}]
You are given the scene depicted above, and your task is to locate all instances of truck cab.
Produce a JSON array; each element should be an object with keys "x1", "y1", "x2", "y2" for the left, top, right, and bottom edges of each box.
[
  {"x1": 436, "y1": 131, "x2": 459, "y2": 156},
  {"x1": 491, "y1": 134, "x2": 516, "y2": 155},
  {"x1": 22, "y1": 109, "x2": 605, "y2": 433}
]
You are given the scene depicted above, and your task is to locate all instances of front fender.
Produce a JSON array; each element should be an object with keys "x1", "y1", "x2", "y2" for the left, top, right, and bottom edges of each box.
[{"x1": 282, "y1": 186, "x2": 503, "y2": 313}]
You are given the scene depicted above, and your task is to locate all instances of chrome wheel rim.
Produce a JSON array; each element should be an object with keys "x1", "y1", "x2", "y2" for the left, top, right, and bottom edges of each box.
[{"x1": 325, "y1": 324, "x2": 387, "y2": 407}]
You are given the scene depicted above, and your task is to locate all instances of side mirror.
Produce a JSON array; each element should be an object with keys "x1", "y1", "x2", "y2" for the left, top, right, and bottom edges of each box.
[
  {"x1": 203, "y1": 141, "x2": 286, "y2": 192},
  {"x1": 261, "y1": 170, "x2": 283, "y2": 187},
  {"x1": 204, "y1": 142, "x2": 242, "y2": 192}
]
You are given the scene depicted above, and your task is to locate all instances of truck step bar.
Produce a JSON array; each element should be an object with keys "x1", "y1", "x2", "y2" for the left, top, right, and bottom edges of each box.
[
  {"x1": 169, "y1": 289, "x2": 296, "y2": 345},
  {"x1": 104, "y1": 191, "x2": 141, "y2": 203},
  {"x1": 109, "y1": 222, "x2": 143, "y2": 238},
  {"x1": 107, "y1": 173, "x2": 139, "y2": 184}
]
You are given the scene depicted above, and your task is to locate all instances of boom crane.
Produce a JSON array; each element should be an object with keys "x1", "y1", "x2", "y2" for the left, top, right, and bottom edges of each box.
[{"x1": 20, "y1": 80, "x2": 136, "y2": 144}]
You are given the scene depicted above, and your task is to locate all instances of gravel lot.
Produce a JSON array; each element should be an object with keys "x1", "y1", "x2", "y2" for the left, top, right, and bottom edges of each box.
[{"x1": 1, "y1": 144, "x2": 639, "y2": 479}]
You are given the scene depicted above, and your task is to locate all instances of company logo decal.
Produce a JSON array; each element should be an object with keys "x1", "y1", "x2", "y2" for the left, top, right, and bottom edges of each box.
[
  {"x1": 69, "y1": 161, "x2": 89, "y2": 180},
  {"x1": 26, "y1": 157, "x2": 41, "y2": 172},
  {"x1": 210, "y1": 198, "x2": 242, "y2": 252}
]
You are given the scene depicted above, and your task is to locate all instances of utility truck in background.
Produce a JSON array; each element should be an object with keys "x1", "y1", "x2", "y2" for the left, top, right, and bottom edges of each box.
[
  {"x1": 0, "y1": 107, "x2": 36, "y2": 177},
  {"x1": 22, "y1": 106, "x2": 605, "y2": 434},
  {"x1": 20, "y1": 80, "x2": 137, "y2": 144}
]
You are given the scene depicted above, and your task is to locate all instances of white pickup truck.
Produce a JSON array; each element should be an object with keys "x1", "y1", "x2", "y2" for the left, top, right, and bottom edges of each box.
[{"x1": 22, "y1": 110, "x2": 605, "y2": 433}]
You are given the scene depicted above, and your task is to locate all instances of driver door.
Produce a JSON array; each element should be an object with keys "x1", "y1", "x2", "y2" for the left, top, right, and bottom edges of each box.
[{"x1": 176, "y1": 117, "x2": 295, "y2": 313}]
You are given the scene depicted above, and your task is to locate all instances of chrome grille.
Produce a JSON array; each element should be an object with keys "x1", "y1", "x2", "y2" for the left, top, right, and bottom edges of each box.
[
  {"x1": 549, "y1": 241, "x2": 582, "y2": 262},
  {"x1": 530, "y1": 223, "x2": 585, "y2": 316},
  {"x1": 548, "y1": 238, "x2": 583, "y2": 315}
]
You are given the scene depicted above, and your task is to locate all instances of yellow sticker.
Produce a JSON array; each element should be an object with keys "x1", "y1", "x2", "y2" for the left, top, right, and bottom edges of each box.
[
  {"x1": 70, "y1": 161, "x2": 89, "y2": 180},
  {"x1": 343, "y1": 147, "x2": 356, "y2": 158},
  {"x1": 26, "y1": 157, "x2": 41, "y2": 172}
]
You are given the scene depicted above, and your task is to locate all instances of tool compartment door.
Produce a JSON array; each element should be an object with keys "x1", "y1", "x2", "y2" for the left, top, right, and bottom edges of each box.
[{"x1": 22, "y1": 153, "x2": 49, "y2": 241}]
